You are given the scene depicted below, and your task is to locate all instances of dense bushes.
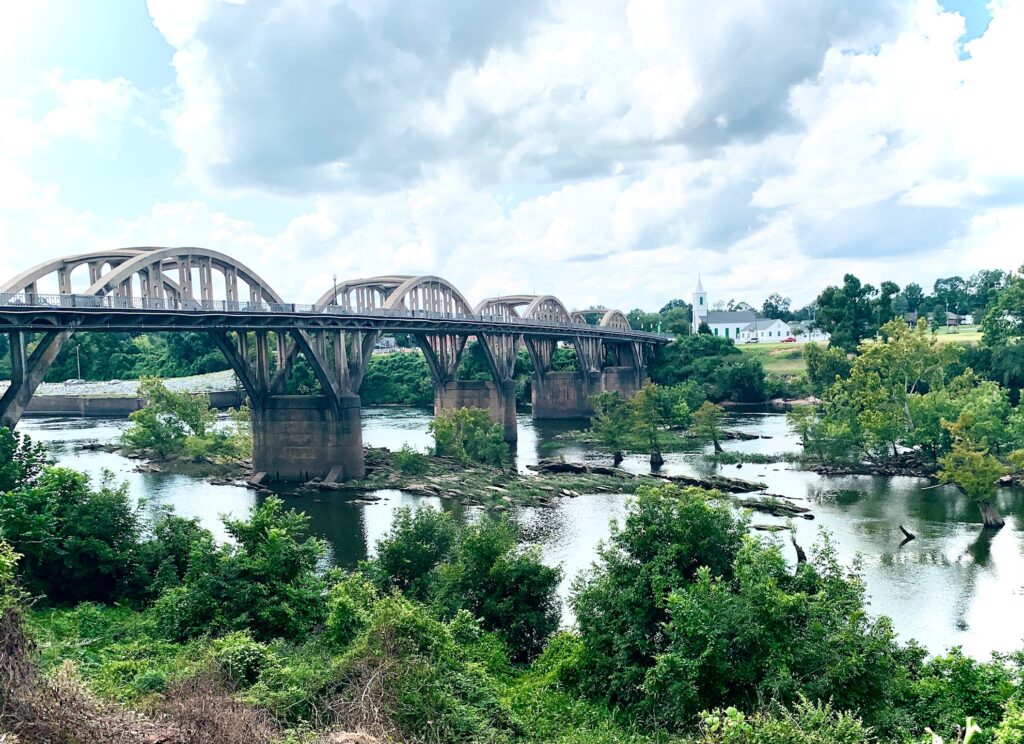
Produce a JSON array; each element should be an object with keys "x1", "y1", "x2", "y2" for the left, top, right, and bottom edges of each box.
[
  {"x1": 7, "y1": 424, "x2": 1024, "y2": 742},
  {"x1": 361, "y1": 351, "x2": 435, "y2": 406},
  {"x1": 367, "y1": 506, "x2": 561, "y2": 661},
  {"x1": 651, "y1": 334, "x2": 768, "y2": 402},
  {"x1": 154, "y1": 497, "x2": 329, "y2": 641},
  {"x1": 429, "y1": 407, "x2": 509, "y2": 467},
  {"x1": 0, "y1": 468, "x2": 150, "y2": 605},
  {"x1": 121, "y1": 378, "x2": 250, "y2": 461}
]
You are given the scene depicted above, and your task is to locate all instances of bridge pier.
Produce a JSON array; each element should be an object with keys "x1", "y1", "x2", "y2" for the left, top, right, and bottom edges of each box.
[
  {"x1": 531, "y1": 367, "x2": 643, "y2": 420},
  {"x1": 601, "y1": 365, "x2": 642, "y2": 397},
  {"x1": 434, "y1": 379, "x2": 517, "y2": 442},
  {"x1": 251, "y1": 394, "x2": 365, "y2": 482},
  {"x1": 531, "y1": 371, "x2": 600, "y2": 419}
]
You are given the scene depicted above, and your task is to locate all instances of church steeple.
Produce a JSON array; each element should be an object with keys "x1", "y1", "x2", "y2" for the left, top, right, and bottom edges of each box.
[{"x1": 692, "y1": 273, "x2": 708, "y2": 332}]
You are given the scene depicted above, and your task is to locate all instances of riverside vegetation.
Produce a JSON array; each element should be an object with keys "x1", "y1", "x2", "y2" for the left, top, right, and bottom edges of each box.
[{"x1": 4, "y1": 425, "x2": 1024, "y2": 743}]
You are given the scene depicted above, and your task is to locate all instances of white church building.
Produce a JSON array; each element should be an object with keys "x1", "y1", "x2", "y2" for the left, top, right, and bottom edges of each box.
[{"x1": 691, "y1": 277, "x2": 793, "y2": 342}]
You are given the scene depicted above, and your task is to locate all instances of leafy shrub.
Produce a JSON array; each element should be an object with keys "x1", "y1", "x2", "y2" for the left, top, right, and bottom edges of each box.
[
  {"x1": 326, "y1": 573, "x2": 377, "y2": 649},
  {"x1": 435, "y1": 518, "x2": 562, "y2": 662},
  {"x1": 0, "y1": 468, "x2": 149, "y2": 605},
  {"x1": 121, "y1": 378, "x2": 249, "y2": 460},
  {"x1": 570, "y1": 485, "x2": 746, "y2": 709},
  {"x1": 154, "y1": 497, "x2": 329, "y2": 641},
  {"x1": 909, "y1": 648, "x2": 1017, "y2": 740},
  {"x1": 646, "y1": 535, "x2": 914, "y2": 731},
  {"x1": 996, "y1": 700, "x2": 1024, "y2": 743},
  {"x1": 369, "y1": 506, "x2": 457, "y2": 601},
  {"x1": 211, "y1": 632, "x2": 275, "y2": 688},
  {"x1": 0, "y1": 539, "x2": 23, "y2": 613},
  {"x1": 429, "y1": 407, "x2": 508, "y2": 468},
  {"x1": 393, "y1": 443, "x2": 429, "y2": 475},
  {"x1": 332, "y1": 595, "x2": 520, "y2": 743},
  {"x1": 0, "y1": 427, "x2": 48, "y2": 492},
  {"x1": 698, "y1": 699, "x2": 871, "y2": 744}
]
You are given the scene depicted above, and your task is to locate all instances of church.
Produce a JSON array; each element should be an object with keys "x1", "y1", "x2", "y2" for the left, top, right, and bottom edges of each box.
[{"x1": 691, "y1": 277, "x2": 792, "y2": 342}]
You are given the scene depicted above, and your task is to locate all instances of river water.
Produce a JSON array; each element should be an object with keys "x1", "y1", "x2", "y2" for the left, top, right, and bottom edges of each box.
[{"x1": 18, "y1": 408, "x2": 1024, "y2": 659}]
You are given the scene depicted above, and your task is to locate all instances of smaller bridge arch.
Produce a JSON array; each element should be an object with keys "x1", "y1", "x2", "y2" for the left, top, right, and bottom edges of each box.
[{"x1": 599, "y1": 309, "x2": 631, "y2": 331}]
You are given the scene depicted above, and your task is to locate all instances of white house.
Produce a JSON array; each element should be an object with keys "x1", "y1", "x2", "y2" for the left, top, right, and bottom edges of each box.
[
  {"x1": 691, "y1": 278, "x2": 792, "y2": 342},
  {"x1": 738, "y1": 318, "x2": 792, "y2": 342}
]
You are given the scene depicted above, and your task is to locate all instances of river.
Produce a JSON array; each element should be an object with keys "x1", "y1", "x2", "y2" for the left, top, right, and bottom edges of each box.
[{"x1": 18, "y1": 407, "x2": 1024, "y2": 659}]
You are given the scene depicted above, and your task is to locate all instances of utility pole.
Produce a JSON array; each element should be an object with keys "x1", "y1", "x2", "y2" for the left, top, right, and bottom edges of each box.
[{"x1": 75, "y1": 345, "x2": 81, "y2": 379}]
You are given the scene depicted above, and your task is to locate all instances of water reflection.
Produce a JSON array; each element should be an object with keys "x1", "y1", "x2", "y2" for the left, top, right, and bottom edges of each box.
[{"x1": 18, "y1": 407, "x2": 1024, "y2": 659}]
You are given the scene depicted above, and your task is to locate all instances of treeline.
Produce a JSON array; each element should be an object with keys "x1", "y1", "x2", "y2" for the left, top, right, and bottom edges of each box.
[{"x1": 2, "y1": 429, "x2": 1024, "y2": 742}]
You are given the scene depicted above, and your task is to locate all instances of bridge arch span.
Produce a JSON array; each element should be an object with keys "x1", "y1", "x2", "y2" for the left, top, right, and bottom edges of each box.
[
  {"x1": 315, "y1": 276, "x2": 412, "y2": 310},
  {"x1": 599, "y1": 309, "x2": 631, "y2": 331},
  {"x1": 83, "y1": 246, "x2": 284, "y2": 305}
]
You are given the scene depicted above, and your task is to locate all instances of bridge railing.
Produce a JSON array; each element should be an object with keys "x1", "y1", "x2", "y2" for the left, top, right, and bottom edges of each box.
[{"x1": 0, "y1": 291, "x2": 674, "y2": 341}]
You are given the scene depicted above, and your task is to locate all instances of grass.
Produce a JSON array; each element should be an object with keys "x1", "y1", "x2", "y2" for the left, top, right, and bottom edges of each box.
[
  {"x1": 737, "y1": 342, "x2": 807, "y2": 376},
  {"x1": 934, "y1": 325, "x2": 983, "y2": 345}
]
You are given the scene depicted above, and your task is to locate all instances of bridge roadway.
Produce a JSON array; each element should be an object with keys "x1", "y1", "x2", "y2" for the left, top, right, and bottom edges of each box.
[{"x1": 1, "y1": 247, "x2": 671, "y2": 481}]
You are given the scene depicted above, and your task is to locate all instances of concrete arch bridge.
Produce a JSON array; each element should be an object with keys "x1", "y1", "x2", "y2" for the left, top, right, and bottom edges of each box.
[{"x1": 0, "y1": 247, "x2": 670, "y2": 480}]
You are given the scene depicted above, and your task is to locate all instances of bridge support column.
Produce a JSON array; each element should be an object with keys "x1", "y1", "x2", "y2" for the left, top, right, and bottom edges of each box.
[
  {"x1": 531, "y1": 371, "x2": 601, "y2": 420},
  {"x1": 251, "y1": 394, "x2": 365, "y2": 482},
  {"x1": 601, "y1": 366, "x2": 642, "y2": 397},
  {"x1": 434, "y1": 379, "x2": 517, "y2": 442}
]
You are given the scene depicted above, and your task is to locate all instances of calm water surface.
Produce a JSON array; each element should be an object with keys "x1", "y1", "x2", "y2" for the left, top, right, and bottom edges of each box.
[{"x1": 20, "y1": 408, "x2": 1024, "y2": 659}]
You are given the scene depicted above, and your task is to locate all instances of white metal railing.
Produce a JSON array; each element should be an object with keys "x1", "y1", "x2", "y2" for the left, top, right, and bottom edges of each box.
[{"x1": 0, "y1": 291, "x2": 674, "y2": 341}]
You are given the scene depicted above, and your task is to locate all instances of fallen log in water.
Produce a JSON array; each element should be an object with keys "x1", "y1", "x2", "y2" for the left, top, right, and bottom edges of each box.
[{"x1": 736, "y1": 497, "x2": 814, "y2": 519}]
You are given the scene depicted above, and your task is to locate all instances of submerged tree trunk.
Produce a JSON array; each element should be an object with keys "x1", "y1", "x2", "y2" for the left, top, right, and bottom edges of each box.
[
  {"x1": 650, "y1": 449, "x2": 664, "y2": 470},
  {"x1": 612, "y1": 450, "x2": 624, "y2": 467},
  {"x1": 978, "y1": 500, "x2": 1005, "y2": 529}
]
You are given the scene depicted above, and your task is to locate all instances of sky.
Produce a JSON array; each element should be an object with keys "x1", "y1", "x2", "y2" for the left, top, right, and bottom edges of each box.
[{"x1": 0, "y1": 0, "x2": 1021, "y2": 313}]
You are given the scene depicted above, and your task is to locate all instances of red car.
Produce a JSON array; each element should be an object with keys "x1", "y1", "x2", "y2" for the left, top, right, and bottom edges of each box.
[{"x1": 781, "y1": 336, "x2": 797, "y2": 343}]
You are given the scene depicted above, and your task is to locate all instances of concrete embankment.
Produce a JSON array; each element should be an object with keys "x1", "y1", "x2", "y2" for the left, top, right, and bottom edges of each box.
[{"x1": 0, "y1": 370, "x2": 242, "y2": 418}]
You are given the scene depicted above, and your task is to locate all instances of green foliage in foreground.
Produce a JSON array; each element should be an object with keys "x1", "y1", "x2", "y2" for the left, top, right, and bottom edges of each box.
[
  {"x1": 121, "y1": 377, "x2": 251, "y2": 460},
  {"x1": 429, "y1": 406, "x2": 509, "y2": 468},
  {"x1": 7, "y1": 471, "x2": 1024, "y2": 743}
]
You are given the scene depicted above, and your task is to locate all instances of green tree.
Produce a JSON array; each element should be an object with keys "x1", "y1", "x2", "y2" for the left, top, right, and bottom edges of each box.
[
  {"x1": 435, "y1": 518, "x2": 561, "y2": 661},
  {"x1": 815, "y1": 274, "x2": 877, "y2": 352},
  {"x1": 121, "y1": 377, "x2": 247, "y2": 460},
  {"x1": 803, "y1": 343, "x2": 852, "y2": 397},
  {"x1": 154, "y1": 496, "x2": 329, "y2": 640},
  {"x1": 0, "y1": 427, "x2": 48, "y2": 492},
  {"x1": 428, "y1": 407, "x2": 508, "y2": 468},
  {"x1": 369, "y1": 506, "x2": 458, "y2": 602},
  {"x1": 646, "y1": 536, "x2": 913, "y2": 730},
  {"x1": 938, "y1": 414, "x2": 1007, "y2": 529},
  {"x1": 571, "y1": 485, "x2": 745, "y2": 709},
  {"x1": 590, "y1": 391, "x2": 634, "y2": 466},
  {"x1": 693, "y1": 401, "x2": 726, "y2": 453},
  {"x1": 630, "y1": 380, "x2": 668, "y2": 469},
  {"x1": 0, "y1": 468, "x2": 148, "y2": 604}
]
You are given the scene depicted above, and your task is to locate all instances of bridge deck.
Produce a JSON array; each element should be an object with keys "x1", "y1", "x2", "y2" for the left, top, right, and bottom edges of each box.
[{"x1": 0, "y1": 292, "x2": 672, "y2": 343}]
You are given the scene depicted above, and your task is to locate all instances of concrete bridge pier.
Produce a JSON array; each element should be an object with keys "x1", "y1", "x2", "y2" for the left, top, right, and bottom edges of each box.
[
  {"x1": 531, "y1": 371, "x2": 601, "y2": 419},
  {"x1": 601, "y1": 366, "x2": 642, "y2": 397},
  {"x1": 434, "y1": 379, "x2": 518, "y2": 442},
  {"x1": 251, "y1": 394, "x2": 365, "y2": 482}
]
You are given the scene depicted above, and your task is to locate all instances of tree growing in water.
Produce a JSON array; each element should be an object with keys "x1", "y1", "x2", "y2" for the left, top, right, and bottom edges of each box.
[
  {"x1": 939, "y1": 413, "x2": 1007, "y2": 529},
  {"x1": 590, "y1": 391, "x2": 633, "y2": 466},
  {"x1": 693, "y1": 401, "x2": 726, "y2": 453},
  {"x1": 428, "y1": 407, "x2": 508, "y2": 469}
]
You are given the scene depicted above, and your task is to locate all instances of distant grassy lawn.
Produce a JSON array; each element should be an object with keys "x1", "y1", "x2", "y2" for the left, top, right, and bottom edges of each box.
[
  {"x1": 738, "y1": 342, "x2": 807, "y2": 376},
  {"x1": 934, "y1": 325, "x2": 983, "y2": 345},
  {"x1": 737, "y1": 326, "x2": 982, "y2": 376}
]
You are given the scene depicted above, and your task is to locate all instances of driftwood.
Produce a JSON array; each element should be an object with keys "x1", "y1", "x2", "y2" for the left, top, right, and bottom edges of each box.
[
  {"x1": 736, "y1": 497, "x2": 814, "y2": 519},
  {"x1": 899, "y1": 524, "x2": 916, "y2": 543},
  {"x1": 791, "y1": 535, "x2": 807, "y2": 564},
  {"x1": 648, "y1": 471, "x2": 766, "y2": 494},
  {"x1": 527, "y1": 459, "x2": 624, "y2": 477}
]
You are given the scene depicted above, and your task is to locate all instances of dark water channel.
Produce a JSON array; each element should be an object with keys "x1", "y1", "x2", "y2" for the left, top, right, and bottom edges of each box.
[{"x1": 19, "y1": 408, "x2": 1024, "y2": 659}]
